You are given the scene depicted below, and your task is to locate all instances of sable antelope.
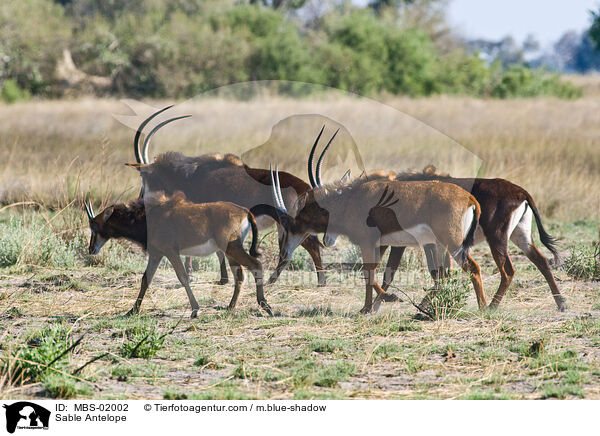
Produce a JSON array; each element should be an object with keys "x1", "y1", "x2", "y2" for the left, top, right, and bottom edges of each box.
[
  {"x1": 377, "y1": 165, "x2": 567, "y2": 312},
  {"x1": 84, "y1": 192, "x2": 271, "y2": 317},
  {"x1": 129, "y1": 105, "x2": 326, "y2": 286},
  {"x1": 259, "y1": 130, "x2": 485, "y2": 314}
]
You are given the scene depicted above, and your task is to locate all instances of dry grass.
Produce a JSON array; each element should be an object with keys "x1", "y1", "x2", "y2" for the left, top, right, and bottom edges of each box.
[
  {"x1": 0, "y1": 95, "x2": 599, "y2": 400},
  {"x1": 0, "y1": 95, "x2": 599, "y2": 219}
]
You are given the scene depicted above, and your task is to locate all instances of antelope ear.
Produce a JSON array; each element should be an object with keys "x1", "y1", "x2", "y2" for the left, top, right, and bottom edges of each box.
[
  {"x1": 103, "y1": 206, "x2": 114, "y2": 221},
  {"x1": 125, "y1": 163, "x2": 153, "y2": 173}
]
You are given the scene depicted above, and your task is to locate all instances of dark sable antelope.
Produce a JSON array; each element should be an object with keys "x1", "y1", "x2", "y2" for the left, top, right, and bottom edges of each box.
[
  {"x1": 258, "y1": 130, "x2": 485, "y2": 314},
  {"x1": 84, "y1": 192, "x2": 271, "y2": 317},
  {"x1": 128, "y1": 105, "x2": 326, "y2": 286},
  {"x1": 378, "y1": 166, "x2": 567, "y2": 312}
]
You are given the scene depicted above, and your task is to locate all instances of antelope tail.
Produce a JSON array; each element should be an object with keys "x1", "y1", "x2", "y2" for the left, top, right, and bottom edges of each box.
[
  {"x1": 247, "y1": 211, "x2": 261, "y2": 258},
  {"x1": 524, "y1": 193, "x2": 560, "y2": 265}
]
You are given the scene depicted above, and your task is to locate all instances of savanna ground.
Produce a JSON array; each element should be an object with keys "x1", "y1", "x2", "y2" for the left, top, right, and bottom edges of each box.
[{"x1": 0, "y1": 92, "x2": 599, "y2": 400}]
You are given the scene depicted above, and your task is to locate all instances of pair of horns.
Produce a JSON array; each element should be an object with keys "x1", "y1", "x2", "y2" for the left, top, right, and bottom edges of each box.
[
  {"x1": 307, "y1": 125, "x2": 339, "y2": 188},
  {"x1": 270, "y1": 165, "x2": 288, "y2": 214},
  {"x1": 133, "y1": 105, "x2": 191, "y2": 164},
  {"x1": 84, "y1": 200, "x2": 95, "y2": 219}
]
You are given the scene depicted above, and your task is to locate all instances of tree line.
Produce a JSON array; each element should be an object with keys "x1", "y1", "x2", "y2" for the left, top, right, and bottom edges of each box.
[{"x1": 0, "y1": 0, "x2": 582, "y2": 102}]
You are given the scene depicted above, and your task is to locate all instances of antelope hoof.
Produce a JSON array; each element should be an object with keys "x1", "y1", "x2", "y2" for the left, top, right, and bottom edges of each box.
[
  {"x1": 190, "y1": 309, "x2": 198, "y2": 319},
  {"x1": 557, "y1": 300, "x2": 568, "y2": 313},
  {"x1": 317, "y1": 275, "x2": 327, "y2": 287},
  {"x1": 218, "y1": 278, "x2": 229, "y2": 285},
  {"x1": 381, "y1": 292, "x2": 400, "y2": 303},
  {"x1": 124, "y1": 308, "x2": 139, "y2": 317},
  {"x1": 412, "y1": 311, "x2": 432, "y2": 321},
  {"x1": 260, "y1": 301, "x2": 273, "y2": 316},
  {"x1": 359, "y1": 305, "x2": 373, "y2": 315}
]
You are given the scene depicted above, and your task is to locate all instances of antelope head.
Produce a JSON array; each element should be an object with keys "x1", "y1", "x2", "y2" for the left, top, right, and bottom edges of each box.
[
  {"x1": 271, "y1": 126, "x2": 340, "y2": 259},
  {"x1": 85, "y1": 200, "x2": 114, "y2": 255}
]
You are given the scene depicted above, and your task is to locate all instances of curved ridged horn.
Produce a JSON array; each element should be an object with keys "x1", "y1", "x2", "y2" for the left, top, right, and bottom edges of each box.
[
  {"x1": 141, "y1": 115, "x2": 191, "y2": 164},
  {"x1": 307, "y1": 125, "x2": 325, "y2": 188},
  {"x1": 84, "y1": 200, "x2": 95, "y2": 219},
  {"x1": 133, "y1": 105, "x2": 174, "y2": 164},
  {"x1": 270, "y1": 164, "x2": 288, "y2": 214},
  {"x1": 315, "y1": 128, "x2": 339, "y2": 187}
]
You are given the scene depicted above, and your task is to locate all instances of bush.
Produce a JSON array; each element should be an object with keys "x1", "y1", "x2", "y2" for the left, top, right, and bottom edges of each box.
[
  {"x1": 490, "y1": 66, "x2": 582, "y2": 99},
  {"x1": 0, "y1": 79, "x2": 30, "y2": 103},
  {"x1": 44, "y1": 373, "x2": 90, "y2": 399},
  {"x1": 564, "y1": 242, "x2": 600, "y2": 281},
  {"x1": 0, "y1": 216, "x2": 78, "y2": 268},
  {"x1": 0, "y1": 0, "x2": 71, "y2": 96},
  {"x1": 119, "y1": 323, "x2": 166, "y2": 359},
  {"x1": 2, "y1": 324, "x2": 73, "y2": 384},
  {"x1": 419, "y1": 273, "x2": 470, "y2": 320}
]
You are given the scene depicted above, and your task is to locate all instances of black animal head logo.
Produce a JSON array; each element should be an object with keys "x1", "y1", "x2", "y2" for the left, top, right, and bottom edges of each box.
[
  {"x1": 366, "y1": 186, "x2": 400, "y2": 230},
  {"x1": 3, "y1": 402, "x2": 50, "y2": 434}
]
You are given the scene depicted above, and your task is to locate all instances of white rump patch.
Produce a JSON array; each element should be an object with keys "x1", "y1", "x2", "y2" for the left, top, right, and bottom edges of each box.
[
  {"x1": 240, "y1": 217, "x2": 250, "y2": 243},
  {"x1": 510, "y1": 202, "x2": 533, "y2": 251},
  {"x1": 508, "y1": 201, "x2": 528, "y2": 238},
  {"x1": 462, "y1": 206, "x2": 476, "y2": 239},
  {"x1": 181, "y1": 239, "x2": 218, "y2": 257},
  {"x1": 379, "y1": 224, "x2": 437, "y2": 247}
]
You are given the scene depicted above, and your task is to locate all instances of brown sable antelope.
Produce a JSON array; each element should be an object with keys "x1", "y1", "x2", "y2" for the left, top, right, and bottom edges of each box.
[
  {"x1": 377, "y1": 165, "x2": 567, "y2": 312},
  {"x1": 84, "y1": 192, "x2": 271, "y2": 318},
  {"x1": 128, "y1": 105, "x2": 326, "y2": 286},
  {"x1": 258, "y1": 131, "x2": 486, "y2": 314}
]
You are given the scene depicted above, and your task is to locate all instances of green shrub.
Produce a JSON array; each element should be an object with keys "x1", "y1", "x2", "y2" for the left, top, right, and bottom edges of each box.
[
  {"x1": 419, "y1": 273, "x2": 470, "y2": 320},
  {"x1": 0, "y1": 79, "x2": 30, "y2": 103},
  {"x1": 44, "y1": 373, "x2": 90, "y2": 399},
  {"x1": 119, "y1": 323, "x2": 166, "y2": 359},
  {"x1": 0, "y1": 0, "x2": 71, "y2": 96},
  {"x1": 564, "y1": 242, "x2": 600, "y2": 281},
  {"x1": 3, "y1": 324, "x2": 73, "y2": 384},
  {"x1": 490, "y1": 66, "x2": 582, "y2": 99},
  {"x1": 0, "y1": 216, "x2": 78, "y2": 269}
]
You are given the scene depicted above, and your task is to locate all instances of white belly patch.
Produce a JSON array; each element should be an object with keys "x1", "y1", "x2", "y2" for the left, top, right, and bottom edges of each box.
[
  {"x1": 379, "y1": 224, "x2": 437, "y2": 247},
  {"x1": 180, "y1": 239, "x2": 218, "y2": 257}
]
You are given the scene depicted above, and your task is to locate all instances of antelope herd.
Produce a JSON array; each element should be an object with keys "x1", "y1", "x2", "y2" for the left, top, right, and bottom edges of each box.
[{"x1": 85, "y1": 106, "x2": 567, "y2": 318}]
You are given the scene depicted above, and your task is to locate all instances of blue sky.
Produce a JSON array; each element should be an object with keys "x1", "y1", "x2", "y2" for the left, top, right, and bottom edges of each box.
[{"x1": 447, "y1": 0, "x2": 600, "y2": 47}]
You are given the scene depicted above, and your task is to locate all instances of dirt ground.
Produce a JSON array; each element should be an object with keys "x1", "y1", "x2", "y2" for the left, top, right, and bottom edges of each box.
[{"x1": 1, "y1": 228, "x2": 599, "y2": 400}]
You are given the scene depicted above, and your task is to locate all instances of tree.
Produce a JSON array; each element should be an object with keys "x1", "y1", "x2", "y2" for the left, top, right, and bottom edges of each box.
[{"x1": 589, "y1": 8, "x2": 600, "y2": 51}]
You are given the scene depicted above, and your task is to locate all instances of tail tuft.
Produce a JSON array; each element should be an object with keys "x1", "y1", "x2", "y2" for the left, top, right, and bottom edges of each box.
[{"x1": 526, "y1": 198, "x2": 561, "y2": 266}]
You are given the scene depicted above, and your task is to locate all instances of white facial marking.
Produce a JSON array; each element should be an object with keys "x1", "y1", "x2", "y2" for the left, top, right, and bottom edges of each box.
[
  {"x1": 91, "y1": 233, "x2": 107, "y2": 255},
  {"x1": 322, "y1": 233, "x2": 338, "y2": 247}
]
